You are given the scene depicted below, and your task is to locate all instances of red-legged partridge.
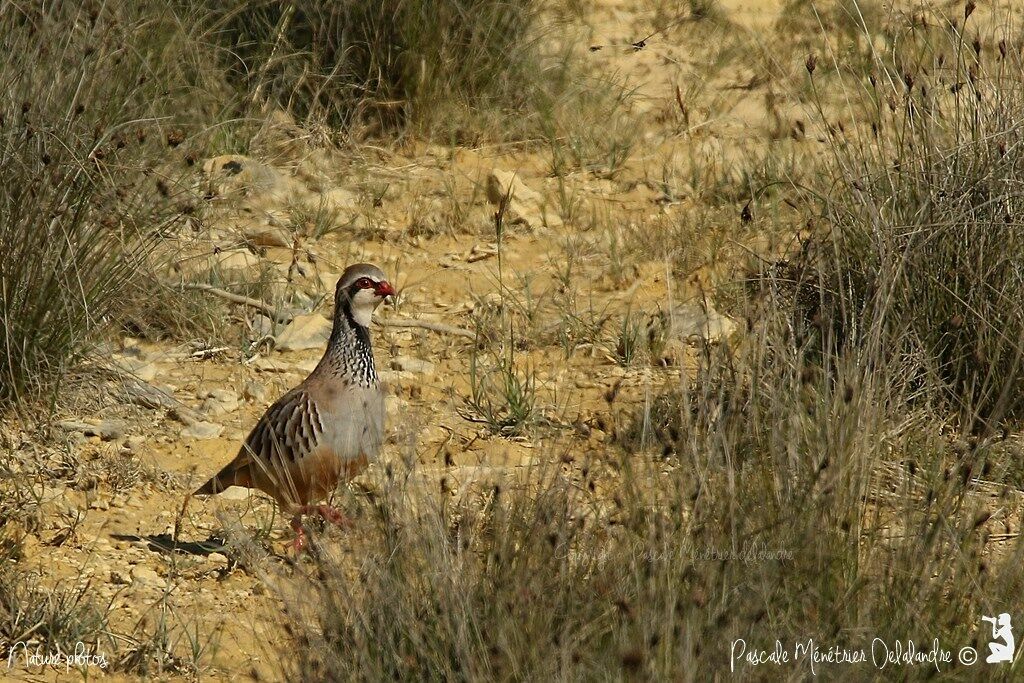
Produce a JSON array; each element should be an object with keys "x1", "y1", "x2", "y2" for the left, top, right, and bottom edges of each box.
[{"x1": 195, "y1": 263, "x2": 394, "y2": 551}]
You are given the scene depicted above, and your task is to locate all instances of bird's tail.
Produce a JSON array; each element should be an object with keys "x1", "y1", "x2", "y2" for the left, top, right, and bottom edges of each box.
[
  {"x1": 193, "y1": 475, "x2": 226, "y2": 496},
  {"x1": 194, "y1": 461, "x2": 250, "y2": 496}
]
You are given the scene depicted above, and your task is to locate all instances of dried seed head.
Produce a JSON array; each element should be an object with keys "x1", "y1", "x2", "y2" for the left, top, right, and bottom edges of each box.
[
  {"x1": 620, "y1": 648, "x2": 643, "y2": 671},
  {"x1": 964, "y1": 1, "x2": 976, "y2": 21},
  {"x1": 604, "y1": 379, "x2": 621, "y2": 404},
  {"x1": 973, "y1": 37, "x2": 982, "y2": 56},
  {"x1": 999, "y1": 39, "x2": 1007, "y2": 59},
  {"x1": 805, "y1": 53, "x2": 817, "y2": 75},
  {"x1": 166, "y1": 129, "x2": 185, "y2": 147}
]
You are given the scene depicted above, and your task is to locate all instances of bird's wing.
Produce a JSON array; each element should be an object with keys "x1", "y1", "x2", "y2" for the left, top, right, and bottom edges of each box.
[
  {"x1": 195, "y1": 388, "x2": 323, "y2": 494},
  {"x1": 241, "y1": 387, "x2": 324, "y2": 468}
]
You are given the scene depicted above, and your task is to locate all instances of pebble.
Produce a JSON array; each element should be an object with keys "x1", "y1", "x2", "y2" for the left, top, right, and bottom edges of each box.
[
  {"x1": 200, "y1": 389, "x2": 240, "y2": 416},
  {"x1": 123, "y1": 435, "x2": 146, "y2": 452},
  {"x1": 110, "y1": 355, "x2": 159, "y2": 382},
  {"x1": 243, "y1": 381, "x2": 268, "y2": 403},
  {"x1": 207, "y1": 552, "x2": 228, "y2": 565},
  {"x1": 57, "y1": 419, "x2": 127, "y2": 441},
  {"x1": 110, "y1": 570, "x2": 132, "y2": 585},
  {"x1": 180, "y1": 421, "x2": 224, "y2": 440},
  {"x1": 665, "y1": 303, "x2": 738, "y2": 344},
  {"x1": 275, "y1": 313, "x2": 331, "y2": 352},
  {"x1": 390, "y1": 356, "x2": 435, "y2": 376},
  {"x1": 130, "y1": 566, "x2": 166, "y2": 589},
  {"x1": 385, "y1": 395, "x2": 403, "y2": 418}
]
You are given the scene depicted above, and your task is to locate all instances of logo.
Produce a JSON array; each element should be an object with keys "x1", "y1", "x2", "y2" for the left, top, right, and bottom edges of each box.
[{"x1": 982, "y1": 614, "x2": 1014, "y2": 664}]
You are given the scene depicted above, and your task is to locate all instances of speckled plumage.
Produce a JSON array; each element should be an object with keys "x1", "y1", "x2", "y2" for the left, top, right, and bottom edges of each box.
[{"x1": 195, "y1": 264, "x2": 392, "y2": 514}]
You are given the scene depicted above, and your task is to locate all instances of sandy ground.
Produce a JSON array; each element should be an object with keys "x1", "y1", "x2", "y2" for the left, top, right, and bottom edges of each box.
[{"x1": 5, "y1": 0, "x2": 1024, "y2": 680}]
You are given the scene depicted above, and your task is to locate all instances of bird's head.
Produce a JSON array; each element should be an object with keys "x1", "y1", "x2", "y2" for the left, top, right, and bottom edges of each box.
[{"x1": 336, "y1": 263, "x2": 395, "y2": 328}]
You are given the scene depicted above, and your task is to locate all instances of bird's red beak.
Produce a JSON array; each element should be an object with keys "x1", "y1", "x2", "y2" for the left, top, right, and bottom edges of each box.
[{"x1": 375, "y1": 280, "x2": 396, "y2": 297}]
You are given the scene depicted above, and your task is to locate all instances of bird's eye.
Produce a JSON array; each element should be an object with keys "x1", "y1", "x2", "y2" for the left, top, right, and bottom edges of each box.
[{"x1": 356, "y1": 278, "x2": 372, "y2": 288}]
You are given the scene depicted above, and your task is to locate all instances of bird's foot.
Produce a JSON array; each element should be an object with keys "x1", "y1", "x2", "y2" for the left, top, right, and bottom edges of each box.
[{"x1": 300, "y1": 504, "x2": 352, "y2": 528}]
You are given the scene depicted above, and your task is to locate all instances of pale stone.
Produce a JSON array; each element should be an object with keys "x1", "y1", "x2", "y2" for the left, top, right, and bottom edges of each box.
[
  {"x1": 180, "y1": 421, "x2": 224, "y2": 440},
  {"x1": 276, "y1": 313, "x2": 331, "y2": 352}
]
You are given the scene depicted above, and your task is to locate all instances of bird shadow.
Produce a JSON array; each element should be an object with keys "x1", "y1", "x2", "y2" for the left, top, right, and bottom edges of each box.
[{"x1": 111, "y1": 533, "x2": 226, "y2": 557}]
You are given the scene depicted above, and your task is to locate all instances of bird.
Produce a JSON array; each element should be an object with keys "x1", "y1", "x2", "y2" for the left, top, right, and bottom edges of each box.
[{"x1": 193, "y1": 263, "x2": 394, "y2": 552}]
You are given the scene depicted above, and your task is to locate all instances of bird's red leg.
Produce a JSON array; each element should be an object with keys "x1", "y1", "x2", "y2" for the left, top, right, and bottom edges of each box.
[
  {"x1": 299, "y1": 504, "x2": 352, "y2": 528},
  {"x1": 288, "y1": 513, "x2": 307, "y2": 554}
]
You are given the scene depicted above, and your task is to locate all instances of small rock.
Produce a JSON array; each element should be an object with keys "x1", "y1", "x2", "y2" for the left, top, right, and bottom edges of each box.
[
  {"x1": 202, "y1": 154, "x2": 300, "y2": 203},
  {"x1": 57, "y1": 419, "x2": 126, "y2": 441},
  {"x1": 243, "y1": 381, "x2": 268, "y2": 403},
  {"x1": 320, "y1": 188, "x2": 358, "y2": 212},
  {"x1": 385, "y1": 395, "x2": 403, "y2": 418},
  {"x1": 110, "y1": 570, "x2": 132, "y2": 585},
  {"x1": 240, "y1": 219, "x2": 293, "y2": 248},
  {"x1": 485, "y1": 169, "x2": 563, "y2": 229},
  {"x1": 180, "y1": 421, "x2": 224, "y2": 440},
  {"x1": 124, "y1": 380, "x2": 178, "y2": 410},
  {"x1": 390, "y1": 356, "x2": 435, "y2": 376},
  {"x1": 207, "y1": 552, "x2": 228, "y2": 565},
  {"x1": 169, "y1": 405, "x2": 201, "y2": 426},
  {"x1": 251, "y1": 357, "x2": 300, "y2": 373},
  {"x1": 200, "y1": 389, "x2": 239, "y2": 417},
  {"x1": 275, "y1": 313, "x2": 331, "y2": 352},
  {"x1": 130, "y1": 566, "x2": 165, "y2": 589},
  {"x1": 665, "y1": 303, "x2": 738, "y2": 344},
  {"x1": 378, "y1": 370, "x2": 415, "y2": 386},
  {"x1": 110, "y1": 355, "x2": 158, "y2": 382},
  {"x1": 251, "y1": 314, "x2": 275, "y2": 339},
  {"x1": 216, "y1": 486, "x2": 251, "y2": 501},
  {"x1": 214, "y1": 249, "x2": 261, "y2": 275},
  {"x1": 123, "y1": 435, "x2": 146, "y2": 452}
]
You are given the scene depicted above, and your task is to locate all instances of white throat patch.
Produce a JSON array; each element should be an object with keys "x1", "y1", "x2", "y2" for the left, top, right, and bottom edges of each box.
[{"x1": 349, "y1": 288, "x2": 380, "y2": 328}]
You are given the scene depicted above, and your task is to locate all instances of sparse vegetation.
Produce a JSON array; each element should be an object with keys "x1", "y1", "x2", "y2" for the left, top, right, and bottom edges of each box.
[
  {"x1": 0, "y1": 2, "x2": 210, "y2": 409},
  {"x1": 2, "y1": 0, "x2": 1024, "y2": 680},
  {"x1": 0, "y1": 534, "x2": 112, "y2": 663},
  {"x1": 208, "y1": 0, "x2": 575, "y2": 141},
  {"x1": 791, "y1": 6, "x2": 1024, "y2": 425}
]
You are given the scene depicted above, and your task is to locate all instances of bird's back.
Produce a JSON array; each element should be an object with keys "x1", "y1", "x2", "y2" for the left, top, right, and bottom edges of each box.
[{"x1": 197, "y1": 372, "x2": 383, "y2": 509}]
